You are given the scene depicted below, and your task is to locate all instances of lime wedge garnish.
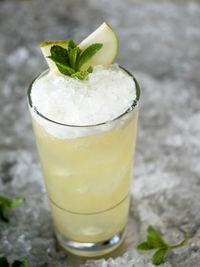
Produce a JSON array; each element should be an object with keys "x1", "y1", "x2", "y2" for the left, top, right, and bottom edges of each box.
[
  {"x1": 39, "y1": 22, "x2": 118, "y2": 71},
  {"x1": 40, "y1": 40, "x2": 68, "y2": 70},
  {"x1": 79, "y1": 22, "x2": 118, "y2": 70}
]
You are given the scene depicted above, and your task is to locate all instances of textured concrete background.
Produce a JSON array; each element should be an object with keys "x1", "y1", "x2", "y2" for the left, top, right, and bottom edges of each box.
[{"x1": 0, "y1": 0, "x2": 200, "y2": 266}]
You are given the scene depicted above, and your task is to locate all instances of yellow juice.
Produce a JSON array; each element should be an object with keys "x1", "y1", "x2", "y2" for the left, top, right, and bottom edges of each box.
[{"x1": 31, "y1": 108, "x2": 138, "y2": 243}]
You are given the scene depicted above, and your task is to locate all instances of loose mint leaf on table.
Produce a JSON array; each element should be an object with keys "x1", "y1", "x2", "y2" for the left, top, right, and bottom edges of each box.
[
  {"x1": 0, "y1": 257, "x2": 29, "y2": 267},
  {"x1": 152, "y1": 248, "x2": 169, "y2": 265},
  {"x1": 0, "y1": 195, "x2": 24, "y2": 223},
  {"x1": 0, "y1": 203, "x2": 9, "y2": 222},
  {"x1": 147, "y1": 226, "x2": 168, "y2": 249},
  {"x1": 0, "y1": 257, "x2": 9, "y2": 267},
  {"x1": 12, "y1": 258, "x2": 29, "y2": 267},
  {"x1": 137, "y1": 225, "x2": 188, "y2": 266},
  {"x1": 48, "y1": 39, "x2": 103, "y2": 80},
  {"x1": 6, "y1": 197, "x2": 24, "y2": 209},
  {"x1": 137, "y1": 241, "x2": 152, "y2": 250}
]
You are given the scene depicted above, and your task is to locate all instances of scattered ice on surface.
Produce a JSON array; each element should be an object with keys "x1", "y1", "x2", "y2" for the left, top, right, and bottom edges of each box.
[
  {"x1": 1, "y1": 0, "x2": 200, "y2": 266},
  {"x1": 82, "y1": 251, "x2": 172, "y2": 267},
  {"x1": 131, "y1": 172, "x2": 179, "y2": 199}
]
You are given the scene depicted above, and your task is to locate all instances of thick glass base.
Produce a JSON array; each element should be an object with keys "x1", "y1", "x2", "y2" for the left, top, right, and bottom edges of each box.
[{"x1": 56, "y1": 228, "x2": 126, "y2": 257}]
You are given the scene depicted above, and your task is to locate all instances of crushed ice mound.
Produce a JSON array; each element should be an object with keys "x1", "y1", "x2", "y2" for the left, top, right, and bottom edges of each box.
[{"x1": 31, "y1": 64, "x2": 136, "y2": 126}]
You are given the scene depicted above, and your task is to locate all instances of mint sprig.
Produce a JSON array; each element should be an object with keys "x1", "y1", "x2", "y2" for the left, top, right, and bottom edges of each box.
[
  {"x1": 48, "y1": 39, "x2": 103, "y2": 80},
  {"x1": 77, "y1": 43, "x2": 103, "y2": 69},
  {"x1": 0, "y1": 195, "x2": 24, "y2": 223},
  {"x1": 0, "y1": 257, "x2": 29, "y2": 267},
  {"x1": 137, "y1": 226, "x2": 188, "y2": 265}
]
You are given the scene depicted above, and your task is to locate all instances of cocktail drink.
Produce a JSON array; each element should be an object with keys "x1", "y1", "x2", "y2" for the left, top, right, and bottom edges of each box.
[{"x1": 28, "y1": 23, "x2": 140, "y2": 256}]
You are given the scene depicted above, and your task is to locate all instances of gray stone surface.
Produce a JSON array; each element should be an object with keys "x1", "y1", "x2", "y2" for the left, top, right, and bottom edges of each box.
[{"x1": 0, "y1": 0, "x2": 200, "y2": 266}]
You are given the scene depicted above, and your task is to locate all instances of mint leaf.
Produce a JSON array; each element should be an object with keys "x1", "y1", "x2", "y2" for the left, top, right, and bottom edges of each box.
[
  {"x1": 87, "y1": 66, "x2": 93, "y2": 73},
  {"x1": 137, "y1": 226, "x2": 188, "y2": 265},
  {"x1": 12, "y1": 258, "x2": 29, "y2": 267},
  {"x1": 0, "y1": 203, "x2": 9, "y2": 222},
  {"x1": 0, "y1": 195, "x2": 24, "y2": 223},
  {"x1": 0, "y1": 195, "x2": 11, "y2": 207},
  {"x1": 0, "y1": 257, "x2": 29, "y2": 267},
  {"x1": 137, "y1": 242, "x2": 152, "y2": 250},
  {"x1": 48, "y1": 45, "x2": 69, "y2": 66},
  {"x1": 152, "y1": 248, "x2": 168, "y2": 265},
  {"x1": 71, "y1": 71, "x2": 89, "y2": 80},
  {"x1": 68, "y1": 38, "x2": 77, "y2": 49},
  {"x1": 68, "y1": 47, "x2": 81, "y2": 70},
  {"x1": 0, "y1": 195, "x2": 24, "y2": 208},
  {"x1": 55, "y1": 62, "x2": 75, "y2": 76},
  {"x1": 0, "y1": 257, "x2": 9, "y2": 267},
  {"x1": 47, "y1": 40, "x2": 102, "y2": 80},
  {"x1": 147, "y1": 226, "x2": 168, "y2": 249},
  {"x1": 7, "y1": 197, "x2": 24, "y2": 209},
  {"x1": 78, "y1": 43, "x2": 103, "y2": 69}
]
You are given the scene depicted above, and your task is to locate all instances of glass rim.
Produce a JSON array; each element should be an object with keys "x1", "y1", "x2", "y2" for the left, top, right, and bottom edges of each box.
[{"x1": 27, "y1": 66, "x2": 140, "y2": 128}]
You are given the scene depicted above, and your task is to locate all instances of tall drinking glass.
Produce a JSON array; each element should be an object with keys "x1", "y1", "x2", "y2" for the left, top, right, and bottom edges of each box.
[{"x1": 28, "y1": 67, "x2": 140, "y2": 257}]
